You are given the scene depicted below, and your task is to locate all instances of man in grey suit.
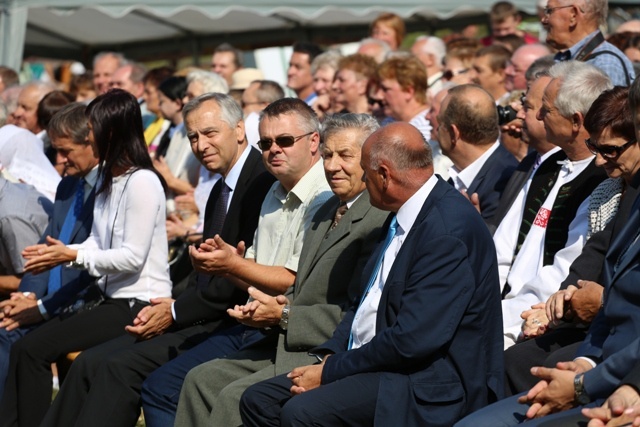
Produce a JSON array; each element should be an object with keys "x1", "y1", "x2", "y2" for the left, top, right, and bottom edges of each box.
[{"x1": 142, "y1": 114, "x2": 388, "y2": 426}]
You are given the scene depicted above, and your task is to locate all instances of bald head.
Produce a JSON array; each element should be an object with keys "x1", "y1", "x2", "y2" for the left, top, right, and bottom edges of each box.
[
  {"x1": 362, "y1": 122, "x2": 433, "y2": 212},
  {"x1": 507, "y1": 43, "x2": 551, "y2": 91},
  {"x1": 441, "y1": 84, "x2": 499, "y2": 145}
]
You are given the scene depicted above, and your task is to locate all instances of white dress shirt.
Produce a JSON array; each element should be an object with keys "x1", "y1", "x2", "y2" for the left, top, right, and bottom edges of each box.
[
  {"x1": 350, "y1": 174, "x2": 438, "y2": 349},
  {"x1": 448, "y1": 141, "x2": 500, "y2": 192},
  {"x1": 70, "y1": 169, "x2": 172, "y2": 301},
  {"x1": 502, "y1": 156, "x2": 594, "y2": 349}
]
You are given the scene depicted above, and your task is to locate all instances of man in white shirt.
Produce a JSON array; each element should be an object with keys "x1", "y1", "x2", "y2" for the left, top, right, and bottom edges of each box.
[
  {"x1": 411, "y1": 35, "x2": 446, "y2": 98},
  {"x1": 500, "y1": 61, "x2": 610, "y2": 349},
  {"x1": 436, "y1": 84, "x2": 518, "y2": 223}
]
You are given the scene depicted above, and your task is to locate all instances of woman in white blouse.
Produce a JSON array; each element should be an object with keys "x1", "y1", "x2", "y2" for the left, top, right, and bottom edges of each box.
[{"x1": 1, "y1": 89, "x2": 172, "y2": 427}]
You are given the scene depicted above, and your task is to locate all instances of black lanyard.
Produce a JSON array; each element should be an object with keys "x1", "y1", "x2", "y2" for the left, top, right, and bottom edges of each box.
[{"x1": 573, "y1": 31, "x2": 605, "y2": 61}]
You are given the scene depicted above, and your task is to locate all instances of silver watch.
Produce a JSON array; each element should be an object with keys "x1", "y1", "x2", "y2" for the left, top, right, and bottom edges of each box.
[
  {"x1": 279, "y1": 305, "x2": 290, "y2": 330},
  {"x1": 574, "y1": 373, "x2": 590, "y2": 405}
]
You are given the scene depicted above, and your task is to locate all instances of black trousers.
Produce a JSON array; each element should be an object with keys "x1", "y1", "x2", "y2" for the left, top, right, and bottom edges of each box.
[
  {"x1": 41, "y1": 321, "x2": 218, "y2": 427},
  {"x1": 0, "y1": 298, "x2": 145, "y2": 427},
  {"x1": 504, "y1": 325, "x2": 586, "y2": 396},
  {"x1": 240, "y1": 371, "x2": 381, "y2": 427}
]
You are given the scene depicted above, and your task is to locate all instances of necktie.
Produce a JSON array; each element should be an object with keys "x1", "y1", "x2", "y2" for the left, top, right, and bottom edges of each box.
[
  {"x1": 210, "y1": 179, "x2": 231, "y2": 238},
  {"x1": 47, "y1": 179, "x2": 85, "y2": 295},
  {"x1": 348, "y1": 215, "x2": 398, "y2": 349},
  {"x1": 197, "y1": 179, "x2": 231, "y2": 288},
  {"x1": 329, "y1": 202, "x2": 348, "y2": 231}
]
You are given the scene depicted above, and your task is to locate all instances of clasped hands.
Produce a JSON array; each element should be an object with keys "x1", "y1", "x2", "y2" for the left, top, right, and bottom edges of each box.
[
  {"x1": 520, "y1": 280, "x2": 604, "y2": 339},
  {"x1": 189, "y1": 235, "x2": 245, "y2": 277},
  {"x1": 518, "y1": 358, "x2": 593, "y2": 419},
  {"x1": 0, "y1": 292, "x2": 41, "y2": 331},
  {"x1": 227, "y1": 286, "x2": 289, "y2": 328}
]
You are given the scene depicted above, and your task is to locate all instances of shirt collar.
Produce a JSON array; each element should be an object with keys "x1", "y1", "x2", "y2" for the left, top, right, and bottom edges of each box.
[
  {"x1": 562, "y1": 30, "x2": 601, "y2": 60},
  {"x1": 395, "y1": 174, "x2": 438, "y2": 236},
  {"x1": 83, "y1": 164, "x2": 100, "y2": 189},
  {"x1": 223, "y1": 145, "x2": 251, "y2": 192},
  {"x1": 275, "y1": 160, "x2": 325, "y2": 203},
  {"x1": 449, "y1": 141, "x2": 500, "y2": 191}
]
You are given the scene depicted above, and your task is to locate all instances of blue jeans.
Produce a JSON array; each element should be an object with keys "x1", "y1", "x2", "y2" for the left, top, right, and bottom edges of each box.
[{"x1": 141, "y1": 324, "x2": 264, "y2": 427}]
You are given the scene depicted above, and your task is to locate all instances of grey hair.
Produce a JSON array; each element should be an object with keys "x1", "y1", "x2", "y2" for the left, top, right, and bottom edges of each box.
[
  {"x1": 186, "y1": 70, "x2": 229, "y2": 95},
  {"x1": 368, "y1": 127, "x2": 433, "y2": 172},
  {"x1": 557, "y1": 0, "x2": 607, "y2": 27},
  {"x1": 320, "y1": 113, "x2": 380, "y2": 148},
  {"x1": 525, "y1": 55, "x2": 555, "y2": 83},
  {"x1": 47, "y1": 103, "x2": 90, "y2": 145},
  {"x1": 311, "y1": 50, "x2": 343, "y2": 75},
  {"x1": 253, "y1": 80, "x2": 285, "y2": 104},
  {"x1": 414, "y1": 36, "x2": 446, "y2": 66},
  {"x1": 93, "y1": 51, "x2": 127, "y2": 68},
  {"x1": 549, "y1": 60, "x2": 613, "y2": 117},
  {"x1": 182, "y1": 92, "x2": 242, "y2": 129},
  {"x1": 358, "y1": 38, "x2": 392, "y2": 63}
]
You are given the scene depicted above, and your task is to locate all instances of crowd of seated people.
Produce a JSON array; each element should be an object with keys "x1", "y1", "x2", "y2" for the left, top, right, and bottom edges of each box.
[{"x1": 2, "y1": 1, "x2": 640, "y2": 425}]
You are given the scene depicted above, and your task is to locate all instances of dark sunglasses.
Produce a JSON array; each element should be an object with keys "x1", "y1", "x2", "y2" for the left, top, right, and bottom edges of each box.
[
  {"x1": 257, "y1": 131, "x2": 314, "y2": 151},
  {"x1": 368, "y1": 97, "x2": 382, "y2": 106},
  {"x1": 442, "y1": 68, "x2": 470, "y2": 81},
  {"x1": 585, "y1": 137, "x2": 637, "y2": 159}
]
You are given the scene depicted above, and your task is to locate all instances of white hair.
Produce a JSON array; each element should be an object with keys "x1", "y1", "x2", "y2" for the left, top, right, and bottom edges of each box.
[
  {"x1": 186, "y1": 70, "x2": 229, "y2": 95},
  {"x1": 549, "y1": 60, "x2": 613, "y2": 117},
  {"x1": 413, "y1": 36, "x2": 446, "y2": 67}
]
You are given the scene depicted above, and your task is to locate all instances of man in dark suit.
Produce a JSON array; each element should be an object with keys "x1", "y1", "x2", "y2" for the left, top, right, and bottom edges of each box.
[
  {"x1": 40, "y1": 93, "x2": 275, "y2": 427},
  {"x1": 240, "y1": 122, "x2": 504, "y2": 427},
  {"x1": 159, "y1": 114, "x2": 388, "y2": 426},
  {"x1": 436, "y1": 84, "x2": 517, "y2": 223},
  {"x1": 456, "y1": 199, "x2": 640, "y2": 426},
  {"x1": 0, "y1": 103, "x2": 98, "y2": 401}
]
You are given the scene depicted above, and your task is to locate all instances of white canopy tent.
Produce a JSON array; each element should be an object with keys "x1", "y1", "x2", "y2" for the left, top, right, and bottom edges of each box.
[{"x1": 1, "y1": 0, "x2": 638, "y2": 70}]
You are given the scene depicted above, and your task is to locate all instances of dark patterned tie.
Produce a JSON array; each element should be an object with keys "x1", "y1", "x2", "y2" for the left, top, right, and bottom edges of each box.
[
  {"x1": 330, "y1": 202, "x2": 348, "y2": 231},
  {"x1": 197, "y1": 179, "x2": 231, "y2": 288}
]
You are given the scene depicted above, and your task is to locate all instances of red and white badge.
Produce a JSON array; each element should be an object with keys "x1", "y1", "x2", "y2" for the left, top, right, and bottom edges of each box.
[{"x1": 533, "y1": 207, "x2": 551, "y2": 228}]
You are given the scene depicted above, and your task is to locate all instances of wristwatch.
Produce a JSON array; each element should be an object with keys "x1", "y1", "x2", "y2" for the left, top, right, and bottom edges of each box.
[
  {"x1": 574, "y1": 373, "x2": 591, "y2": 405},
  {"x1": 279, "y1": 305, "x2": 290, "y2": 330}
]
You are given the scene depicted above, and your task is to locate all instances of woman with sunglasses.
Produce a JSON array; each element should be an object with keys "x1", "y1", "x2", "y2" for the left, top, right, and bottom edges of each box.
[
  {"x1": 583, "y1": 86, "x2": 639, "y2": 237},
  {"x1": 1, "y1": 90, "x2": 172, "y2": 427}
]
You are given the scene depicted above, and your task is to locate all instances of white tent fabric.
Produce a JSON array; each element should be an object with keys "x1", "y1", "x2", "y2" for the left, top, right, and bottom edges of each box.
[
  {"x1": 2, "y1": 0, "x2": 542, "y2": 69},
  {"x1": 2, "y1": 1, "x2": 638, "y2": 70}
]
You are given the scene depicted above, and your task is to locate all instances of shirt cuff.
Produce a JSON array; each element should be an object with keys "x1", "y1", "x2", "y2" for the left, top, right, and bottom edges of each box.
[
  {"x1": 37, "y1": 299, "x2": 50, "y2": 320},
  {"x1": 67, "y1": 249, "x2": 85, "y2": 269},
  {"x1": 575, "y1": 356, "x2": 597, "y2": 368}
]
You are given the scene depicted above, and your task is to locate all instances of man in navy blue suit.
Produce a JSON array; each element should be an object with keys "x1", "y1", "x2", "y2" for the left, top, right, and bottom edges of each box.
[
  {"x1": 239, "y1": 122, "x2": 504, "y2": 427},
  {"x1": 436, "y1": 84, "x2": 518, "y2": 223},
  {"x1": 0, "y1": 103, "x2": 98, "y2": 400}
]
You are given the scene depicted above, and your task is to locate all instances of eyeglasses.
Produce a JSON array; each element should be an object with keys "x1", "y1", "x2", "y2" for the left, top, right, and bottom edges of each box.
[
  {"x1": 257, "y1": 131, "x2": 314, "y2": 151},
  {"x1": 442, "y1": 68, "x2": 470, "y2": 81},
  {"x1": 367, "y1": 97, "x2": 383, "y2": 106},
  {"x1": 543, "y1": 5, "x2": 574, "y2": 16},
  {"x1": 585, "y1": 137, "x2": 637, "y2": 159}
]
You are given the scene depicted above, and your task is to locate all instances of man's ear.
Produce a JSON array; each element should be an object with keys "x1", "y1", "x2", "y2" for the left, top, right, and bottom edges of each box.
[
  {"x1": 450, "y1": 123, "x2": 461, "y2": 146},
  {"x1": 572, "y1": 112, "x2": 584, "y2": 132},
  {"x1": 235, "y1": 120, "x2": 246, "y2": 143},
  {"x1": 379, "y1": 164, "x2": 390, "y2": 190},
  {"x1": 309, "y1": 131, "x2": 321, "y2": 154}
]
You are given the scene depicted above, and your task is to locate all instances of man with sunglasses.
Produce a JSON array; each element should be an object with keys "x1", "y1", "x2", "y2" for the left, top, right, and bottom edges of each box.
[
  {"x1": 542, "y1": 0, "x2": 634, "y2": 86},
  {"x1": 164, "y1": 113, "x2": 388, "y2": 427}
]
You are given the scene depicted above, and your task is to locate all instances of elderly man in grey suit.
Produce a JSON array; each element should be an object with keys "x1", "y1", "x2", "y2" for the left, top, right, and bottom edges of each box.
[{"x1": 140, "y1": 113, "x2": 388, "y2": 426}]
